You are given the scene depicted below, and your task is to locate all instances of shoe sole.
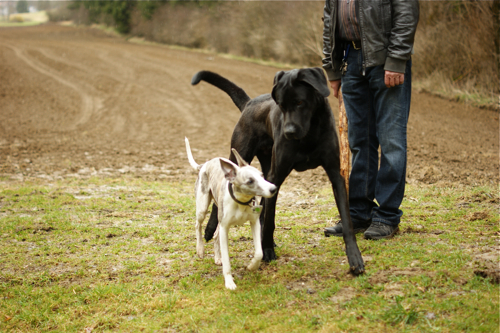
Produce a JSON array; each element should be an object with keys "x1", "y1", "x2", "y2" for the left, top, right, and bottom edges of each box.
[
  {"x1": 324, "y1": 228, "x2": 368, "y2": 237},
  {"x1": 364, "y1": 227, "x2": 399, "y2": 240}
]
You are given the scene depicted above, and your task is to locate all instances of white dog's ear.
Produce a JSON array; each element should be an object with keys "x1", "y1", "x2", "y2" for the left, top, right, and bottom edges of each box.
[
  {"x1": 219, "y1": 158, "x2": 238, "y2": 182},
  {"x1": 231, "y1": 148, "x2": 248, "y2": 167}
]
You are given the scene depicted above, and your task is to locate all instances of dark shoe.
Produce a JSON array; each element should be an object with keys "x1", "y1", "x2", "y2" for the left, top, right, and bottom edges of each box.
[
  {"x1": 364, "y1": 221, "x2": 399, "y2": 240},
  {"x1": 324, "y1": 219, "x2": 371, "y2": 237}
]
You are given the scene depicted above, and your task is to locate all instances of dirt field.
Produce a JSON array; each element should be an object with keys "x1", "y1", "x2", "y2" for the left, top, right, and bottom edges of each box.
[{"x1": 0, "y1": 24, "x2": 498, "y2": 188}]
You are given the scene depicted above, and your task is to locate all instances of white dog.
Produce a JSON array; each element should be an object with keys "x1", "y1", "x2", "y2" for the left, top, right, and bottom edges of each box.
[{"x1": 185, "y1": 138, "x2": 277, "y2": 289}]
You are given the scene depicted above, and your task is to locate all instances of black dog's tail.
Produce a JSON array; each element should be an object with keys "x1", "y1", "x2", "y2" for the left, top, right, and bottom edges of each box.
[{"x1": 191, "y1": 71, "x2": 250, "y2": 112}]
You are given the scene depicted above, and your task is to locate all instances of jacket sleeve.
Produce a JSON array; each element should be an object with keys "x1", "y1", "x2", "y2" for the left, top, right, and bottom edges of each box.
[
  {"x1": 322, "y1": 0, "x2": 341, "y2": 81},
  {"x1": 385, "y1": 0, "x2": 420, "y2": 73}
]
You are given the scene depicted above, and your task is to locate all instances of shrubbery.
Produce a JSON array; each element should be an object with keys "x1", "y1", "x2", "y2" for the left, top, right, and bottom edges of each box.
[
  {"x1": 59, "y1": 1, "x2": 499, "y2": 108},
  {"x1": 68, "y1": 0, "x2": 136, "y2": 33}
]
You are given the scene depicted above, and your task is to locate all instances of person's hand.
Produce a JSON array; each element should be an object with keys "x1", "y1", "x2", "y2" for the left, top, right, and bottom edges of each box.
[
  {"x1": 329, "y1": 80, "x2": 341, "y2": 98},
  {"x1": 384, "y1": 71, "x2": 404, "y2": 88}
]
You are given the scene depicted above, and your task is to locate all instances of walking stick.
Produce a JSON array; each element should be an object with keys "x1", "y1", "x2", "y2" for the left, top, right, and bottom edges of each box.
[{"x1": 338, "y1": 91, "x2": 350, "y2": 194}]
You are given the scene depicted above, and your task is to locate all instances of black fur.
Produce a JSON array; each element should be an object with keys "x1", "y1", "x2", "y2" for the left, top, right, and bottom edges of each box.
[
  {"x1": 192, "y1": 71, "x2": 250, "y2": 112},
  {"x1": 191, "y1": 68, "x2": 364, "y2": 275}
]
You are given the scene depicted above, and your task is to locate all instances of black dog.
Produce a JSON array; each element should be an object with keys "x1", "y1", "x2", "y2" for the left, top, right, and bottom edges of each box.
[{"x1": 191, "y1": 68, "x2": 364, "y2": 275}]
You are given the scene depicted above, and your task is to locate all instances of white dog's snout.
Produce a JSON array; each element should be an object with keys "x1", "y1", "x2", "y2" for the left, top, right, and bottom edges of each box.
[
  {"x1": 269, "y1": 185, "x2": 277, "y2": 196},
  {"x1": 260, "y1": 182, "x2": 277, "y2": 198}
]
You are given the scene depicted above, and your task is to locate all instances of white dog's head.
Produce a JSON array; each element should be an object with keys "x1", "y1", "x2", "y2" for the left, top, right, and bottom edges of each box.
[{"x1": 219, "y1": 149, "x2": 277, "y2": 198}]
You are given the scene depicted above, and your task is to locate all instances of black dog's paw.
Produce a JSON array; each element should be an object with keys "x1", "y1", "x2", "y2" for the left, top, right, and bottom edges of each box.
[
  {"x1": 349, "y1": 259, "x2": 365, "y2": 276},
  {"x1": 346, "y1": 246, "x2": 365, "y2": 275},
  {"x1": 263, "y1": 247, "x2": 277, "y2": 262}
]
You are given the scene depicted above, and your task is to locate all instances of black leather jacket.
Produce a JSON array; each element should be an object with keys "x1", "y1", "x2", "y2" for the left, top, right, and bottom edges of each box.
[{"x1": 322, "y1": 0, "x2": 419, "y2": 81}]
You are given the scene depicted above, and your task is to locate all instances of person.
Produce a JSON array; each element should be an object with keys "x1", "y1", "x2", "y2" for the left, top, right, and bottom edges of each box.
[{"x1": 322, "y1": 0, "x2": 419, "y2": 239}]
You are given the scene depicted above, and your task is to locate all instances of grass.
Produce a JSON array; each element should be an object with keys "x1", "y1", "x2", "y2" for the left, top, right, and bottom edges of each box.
[
  {"x1": 413, "y1": 74, "x2": 498, "y2": 111},
  {"x1": 0, "y1": 176, "x2": 498, "y2": 332},
  {"x1": 0, "y1": 20, "x2": 45, "y2": 27}
]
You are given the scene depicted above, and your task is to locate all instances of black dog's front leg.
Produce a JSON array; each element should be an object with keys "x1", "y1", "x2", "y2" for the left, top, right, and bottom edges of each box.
[
  {"x1": 261, "y1": 192, "x2": 279, "y2": 262},
  {"x1": 325, "y1": 166, "x2": 365, "y2": 275},
  {"x1": 261, "y1": 166, "x2": 288, "y2": 262},
  {"x1": 261, "y1": 145, "x2": 293, "y2": 262}
]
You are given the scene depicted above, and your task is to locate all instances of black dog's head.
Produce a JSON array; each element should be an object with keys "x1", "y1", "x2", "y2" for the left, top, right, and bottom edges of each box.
[{"x1": 271, "y1": 67, "x2": 330, "y2": 140}]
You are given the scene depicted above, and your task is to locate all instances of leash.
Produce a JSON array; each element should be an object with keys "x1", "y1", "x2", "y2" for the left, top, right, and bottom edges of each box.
[
  {"x1": 344, "y1": 43, "x2": 351, "y2": 60},
  {"x1": 341, "y1": 44, "x2": 350, "y2": 76},
  {"x1": 228, "y1": 182, "x2": 255, "y2": 206}
]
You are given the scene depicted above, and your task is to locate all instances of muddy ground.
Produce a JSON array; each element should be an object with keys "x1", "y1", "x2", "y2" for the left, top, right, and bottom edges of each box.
[{"x1": 0, "y1": 24, "x2": 498, "y2": 188}]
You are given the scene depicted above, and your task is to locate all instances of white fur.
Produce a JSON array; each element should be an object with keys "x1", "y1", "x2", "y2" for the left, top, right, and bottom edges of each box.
[{"x1": 185, "y1": 137, "x2": 276, "y2": 290}]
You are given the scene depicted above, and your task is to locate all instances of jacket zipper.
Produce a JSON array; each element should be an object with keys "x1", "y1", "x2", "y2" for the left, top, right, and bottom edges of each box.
[
  {"x1": 331, "y1": 0, "x2": 337, "y2": 64},
  {"x1": 358, "y1": 0, "x2": 366, "y2": 76}
]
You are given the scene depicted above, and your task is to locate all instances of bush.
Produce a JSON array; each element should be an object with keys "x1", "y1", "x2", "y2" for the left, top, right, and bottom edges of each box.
[
  {"x1": 46, "y1": 6, "x2": 73, "y2": 22},
  {"x1": 414, "y1": 1, "x2": 498, "y2": 104},
  {"x1": 67, "y1": 0, "x2": 135, "y2": 34},
  {"x1": 129, "y1": 1, "x2": 324, "y2": 66},
  {"x1": 9, "y1": 15, "x2": 24, "y2": 23}
]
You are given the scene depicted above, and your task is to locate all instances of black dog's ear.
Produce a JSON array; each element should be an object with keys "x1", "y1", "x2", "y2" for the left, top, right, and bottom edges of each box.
[
  {"x1": 271, "y1": 71, "x2": 286, "y2": 102},
  {"x1": 297, "y1": 68, "x2": 330, "y2": 98}
]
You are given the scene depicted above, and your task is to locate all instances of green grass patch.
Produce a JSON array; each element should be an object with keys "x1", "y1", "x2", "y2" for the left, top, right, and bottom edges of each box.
[
  {"x1": 0, "y1": 177, "x2": 498, "y2": 332},
  {"x1": 0, "y1": 20, "x2": 45, "y2": 27}
]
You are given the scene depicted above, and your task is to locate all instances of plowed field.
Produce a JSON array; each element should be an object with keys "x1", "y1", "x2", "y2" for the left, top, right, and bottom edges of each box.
[{"x1": 0, "y1": 24, "x2": 498, "y2": 188}]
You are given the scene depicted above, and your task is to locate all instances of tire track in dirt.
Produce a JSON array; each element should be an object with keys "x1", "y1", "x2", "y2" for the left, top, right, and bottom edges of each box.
[
  {"x1": 0, "y1": 41, "x2": 99, "y2": 130},
  {"x1": 31, "y1": 44, "x2": 139, "y2": 136},
  {"x1": 90, "y1": 42, "x2": 241, "y2": 149},
  {"x1": 79, "y1": 46, "x2": 137, "y2": 136},
  {"x1": 116, "y1": 46, "x2": 214, "y2": 131},
  {"x1": 63, "y1": 42, "x2": 214, "y2": 142}
]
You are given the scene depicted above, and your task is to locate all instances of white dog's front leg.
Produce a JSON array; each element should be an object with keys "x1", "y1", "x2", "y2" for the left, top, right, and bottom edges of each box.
[
  {"x1": 213, "y1": 225, "x2": 222, "y2": 266},
  {"x1": 247, "y1": 218, "x2": 263, "y2": 271},
  {"x1": 218, "y1": 225, "x2": 236, "y2": 290},
  {"x1": 195, "y1": 194, "x2": 211, "y2": 259}
]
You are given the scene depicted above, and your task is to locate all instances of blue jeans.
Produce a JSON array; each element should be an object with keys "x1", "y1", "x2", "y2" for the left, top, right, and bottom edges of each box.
[{"x1": 341, "y1": 48, "x2": 411, "y2": 227}]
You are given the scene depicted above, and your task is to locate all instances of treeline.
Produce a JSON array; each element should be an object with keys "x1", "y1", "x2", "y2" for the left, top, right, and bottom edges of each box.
[
  {"x1": 64, "y1": 1, "x2": 212, "y2": 34},
  {"x1": 54, "y1": 0, "x2": 499, "y2": 109},
  {"x1": 66, "y1": 0, "x2": 156, "y2": 34}
]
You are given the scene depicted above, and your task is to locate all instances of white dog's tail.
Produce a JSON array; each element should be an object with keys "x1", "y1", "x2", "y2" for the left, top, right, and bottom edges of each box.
[{"x1": 185, "y1": 137, "x2": 201, "y2": 171}]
